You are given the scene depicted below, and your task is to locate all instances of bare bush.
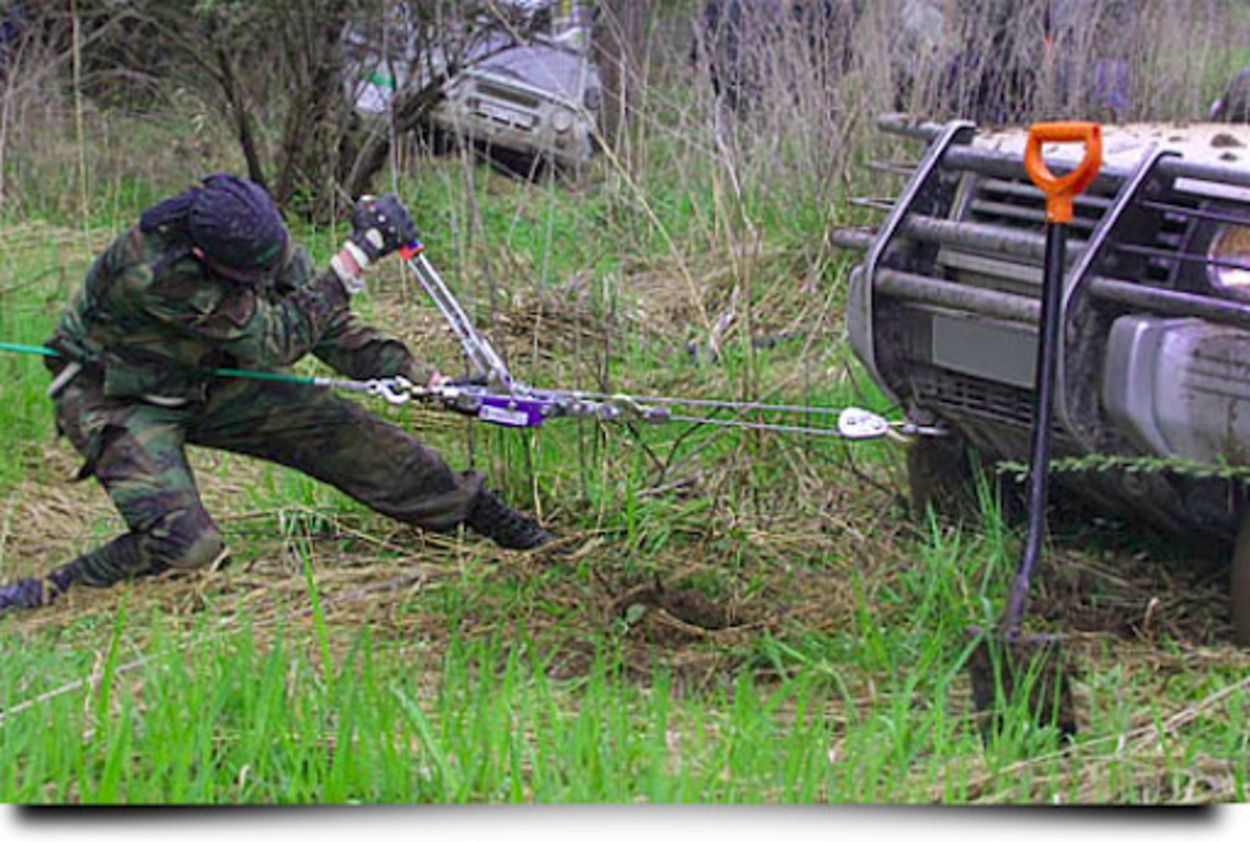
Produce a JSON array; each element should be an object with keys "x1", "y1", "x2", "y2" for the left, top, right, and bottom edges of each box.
[
  {"x1": 0, "y1": 1, "x2": 553, "y2": 221},
  {"x1": 1, "y1": 6, "x2": 73, "y2": 209},
  {"x1": 102, "y1": 0, "x2": 534, "y2": 220},
  {"x1": 593, "y1": 0, "x2": 655, "y2": 155},
  {"x1": 875, "y1": 0, "x2": 1245, "y2": 125}
]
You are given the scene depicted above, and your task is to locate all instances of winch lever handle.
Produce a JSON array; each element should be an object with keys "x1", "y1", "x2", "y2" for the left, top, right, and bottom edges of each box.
[{"x1": 1024, "y1": 122, "x2": 1103, "y2": 224}]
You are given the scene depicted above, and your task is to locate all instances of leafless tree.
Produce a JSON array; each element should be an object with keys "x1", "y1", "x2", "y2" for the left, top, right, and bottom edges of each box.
[{"x1": 67, "y1": 0, "x2": 537, "y2": 220}]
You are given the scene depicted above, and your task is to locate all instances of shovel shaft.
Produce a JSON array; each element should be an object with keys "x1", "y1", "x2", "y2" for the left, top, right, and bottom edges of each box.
[
  {"x1": 969, "y1": 124, "x2": 1101, "y2": 737},
  {"x1": 1005, "y1": 223, "x2": 1067, "y2": 628},
  {"x1": 999, "y1": 122, "x2": 1102, "y2": 632}
]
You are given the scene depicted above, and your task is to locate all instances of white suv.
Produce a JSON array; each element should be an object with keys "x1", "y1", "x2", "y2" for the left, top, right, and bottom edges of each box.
[{"x1": 348, "y1": 2, "x2": 602, "y2": 174}]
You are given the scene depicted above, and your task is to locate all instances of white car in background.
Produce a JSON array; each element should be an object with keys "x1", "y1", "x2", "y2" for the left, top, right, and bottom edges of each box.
[{"x1": 348, "y1": 1, "x2": 602, "y2": 175}]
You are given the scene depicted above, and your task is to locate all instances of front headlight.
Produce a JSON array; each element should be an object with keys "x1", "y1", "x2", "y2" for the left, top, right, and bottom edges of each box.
[
  {"x1": 551, "y1": 109, "x2": 574, "y2": 133},
  {"x1": 1207, "y1": 223, "x2": 1250, "y2": 299}
]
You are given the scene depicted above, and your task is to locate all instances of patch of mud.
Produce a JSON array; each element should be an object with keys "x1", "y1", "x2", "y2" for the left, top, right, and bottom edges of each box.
[
  {"x1": 542, "y1": 634, "x2": 742, "y2": 695},
  {"x1": 613, "y1": 583, "x2": 763, "y2": 650},
  {"x1": 638, "y1": 587, "x2": 737, "y2": 630}
]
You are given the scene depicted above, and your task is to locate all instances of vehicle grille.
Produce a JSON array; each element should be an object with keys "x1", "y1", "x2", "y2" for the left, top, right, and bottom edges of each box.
[
  {"x1": 910, "y1": 367, "x2": 1034, "y2": 428},
  {"x1": 968, "y1": 173, "x2": 1104, "y2": 240},
  {"x1": 477, "y1": 82, "x2": 541, "y2": 110}
]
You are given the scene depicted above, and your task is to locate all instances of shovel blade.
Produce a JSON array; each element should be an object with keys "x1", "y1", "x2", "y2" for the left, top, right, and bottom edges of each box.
[{"x1": 967, "y1": 628, "x2": 1078, "y2": 739}]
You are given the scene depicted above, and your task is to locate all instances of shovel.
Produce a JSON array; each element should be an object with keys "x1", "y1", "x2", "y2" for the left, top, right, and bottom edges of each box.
[{"x1": 968, "y1": 121, "x2": 1103, "y2": 739}]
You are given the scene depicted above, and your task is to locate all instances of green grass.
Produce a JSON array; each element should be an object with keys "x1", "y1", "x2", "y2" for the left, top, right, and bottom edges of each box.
[
  {"x1": 3, "y1": 539, "x2": 1245, "y2": 804},
  {"x1": 7, "y1": 606, "x2": 849, "y2": 803}
]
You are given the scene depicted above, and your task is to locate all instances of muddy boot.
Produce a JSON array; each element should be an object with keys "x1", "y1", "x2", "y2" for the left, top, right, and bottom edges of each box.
[
  {"x1": 0, "y1": 559, "x2": 88, "y2": 618},
  {"x1": 0, "y1": 578, "x2": 47, "y2": 616},
  {"x1": 0, "y1": 559, "x2": 88, "y2": 612},
  {"x1": 464, "y1": 488, "x2": 554, "y2": 550}
]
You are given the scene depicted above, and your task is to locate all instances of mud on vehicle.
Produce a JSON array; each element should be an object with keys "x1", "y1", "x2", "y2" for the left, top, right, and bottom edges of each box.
[{"x1": 835, "y1": 115, "x2": 1250, "y2": 643}]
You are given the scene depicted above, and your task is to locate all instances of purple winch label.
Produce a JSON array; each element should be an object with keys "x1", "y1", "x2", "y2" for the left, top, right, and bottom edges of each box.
[{"x1": 478, "y1": 395, "x2": 548, "y2": 428}]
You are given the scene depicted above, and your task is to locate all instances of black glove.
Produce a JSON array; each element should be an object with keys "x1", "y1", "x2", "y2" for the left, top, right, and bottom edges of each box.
[
  {"x1": 332, "y1": 194, "x2": 419, "y2": 294},
  {"x1": 347, "y1": 193, "x2": 417, "y2": 265}
]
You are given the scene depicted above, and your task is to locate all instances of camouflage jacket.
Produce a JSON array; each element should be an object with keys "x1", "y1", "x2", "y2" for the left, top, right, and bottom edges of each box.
[{"x1": 49, "y1": 226, "x2": 430, "y2": 402}]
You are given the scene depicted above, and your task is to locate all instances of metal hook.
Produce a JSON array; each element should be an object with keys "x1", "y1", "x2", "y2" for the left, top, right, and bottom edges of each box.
[
  {"x1": 368, "y1": 376, "x2": 414, "y2": 406},
  {"x1": 836, "y1": 407, "x2": 893, "y2": 440}
]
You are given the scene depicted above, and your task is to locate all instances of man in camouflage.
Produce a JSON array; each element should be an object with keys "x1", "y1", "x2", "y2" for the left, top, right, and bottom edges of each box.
[{"x1": 0, "y1": 174, "x2": 551, "y2": 615}]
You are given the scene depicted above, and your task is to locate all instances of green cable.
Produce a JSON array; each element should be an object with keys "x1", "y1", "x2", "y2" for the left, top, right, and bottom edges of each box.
[
  {"x1": 0, "y1": 341, "x2": 57, "y2": 358},
  {"x1": 0, "y1": 341, "x2": 322, "y2": 387},
  {"x1": 209, "y1": 367, "x2": 320, "y2": 385}
]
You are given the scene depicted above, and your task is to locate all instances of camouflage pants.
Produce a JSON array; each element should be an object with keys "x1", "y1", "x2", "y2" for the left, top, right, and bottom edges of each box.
[{"x1": 51, "y1": 369, "x2": 483, "y2": 587}]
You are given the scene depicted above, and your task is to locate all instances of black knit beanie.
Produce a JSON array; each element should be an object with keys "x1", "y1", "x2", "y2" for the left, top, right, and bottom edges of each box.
[{"x1": 140, "y1": 173, "x2": 288, "y2": 283}]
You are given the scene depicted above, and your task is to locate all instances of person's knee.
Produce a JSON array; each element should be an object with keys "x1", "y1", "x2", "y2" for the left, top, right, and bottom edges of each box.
[{"x1": 147, "y1": 508, "x2": 225, "y2": 571}]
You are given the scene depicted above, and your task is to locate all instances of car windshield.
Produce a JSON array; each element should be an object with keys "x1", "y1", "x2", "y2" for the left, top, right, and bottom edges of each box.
[{"x1": 473, "y1": 45, "x2": 588, "y2": 102}]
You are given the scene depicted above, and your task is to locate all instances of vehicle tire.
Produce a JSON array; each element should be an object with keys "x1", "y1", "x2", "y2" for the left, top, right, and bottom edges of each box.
[
  {"x1": 908, "y1": 434, "x2": 1022, "y2": 525},
  {"x1": 907, "y1": 434, "x2": 981, "y2": 522},
  {"x1": 1230, "y1": 511, "x2": 1250, "y2": 646},
  {"x1": 415, "y1": 124, "x2": 455, "y2": 157}
]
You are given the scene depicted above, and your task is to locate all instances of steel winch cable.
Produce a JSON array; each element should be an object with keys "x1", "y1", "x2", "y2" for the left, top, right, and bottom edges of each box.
[
  {"x1": 667, "y1": 410, "x2": 942, "y2": 440},
  {"x1": 546, "y1": 390, "x2": 946, "y2": 436},
  {"x1": 556, "y1": 389, "x2": 940, "y2": 438},
  {"x1": 0, "y1": 340, "x2": 943, "y2": 442},
  {"x1": 388, "y1": 244, "x2": 949, "y2": 440},
  {"x1": 549, "y1": 388, "x2": 850, "y2": 418},
  {"x1": 664, "y1": 413, "x2": 853, "y2": 438}
]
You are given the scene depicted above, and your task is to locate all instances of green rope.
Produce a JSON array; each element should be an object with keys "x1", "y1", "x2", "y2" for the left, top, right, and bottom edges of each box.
[
  {"x1": 209, "y1": 367, "x2": 320, "y2": 386},
  {"x1": 0, "y1": 341, "x2": 57, "y2": 358},
  {"x1": 1, "y1": 341, "x2": 323, "y2": 387}
]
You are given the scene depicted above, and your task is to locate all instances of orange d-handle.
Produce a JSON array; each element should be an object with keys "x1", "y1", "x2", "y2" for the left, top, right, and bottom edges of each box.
[{"x1": 1024, "y1": 122, "x2": 1103, "y2": 224}]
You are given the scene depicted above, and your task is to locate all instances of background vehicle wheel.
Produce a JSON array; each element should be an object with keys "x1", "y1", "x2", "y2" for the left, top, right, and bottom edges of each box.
[
  {"x1": 1230, "y1": 512, "x2": 1250, "y2": 646},
  {"x1": 415, "y1": 124, "x2": 456, "y2": 157}
]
